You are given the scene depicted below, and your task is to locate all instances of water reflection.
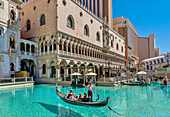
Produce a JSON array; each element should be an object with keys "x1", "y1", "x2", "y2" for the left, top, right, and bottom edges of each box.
[
  {"x1": 34, "y1": 102, "x2": 83, "y2": 117},
  {"x1": 0, "y1": 86, "x2": 34, "y2": 97}
]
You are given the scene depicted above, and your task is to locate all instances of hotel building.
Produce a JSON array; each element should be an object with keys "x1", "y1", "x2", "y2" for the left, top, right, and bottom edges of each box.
[
  {"x1": 18, "y1": 0, "x2": 125, "y2": 80},
  {"x1": 112, "y1": 17, "x2": 159, "y2": 71}
]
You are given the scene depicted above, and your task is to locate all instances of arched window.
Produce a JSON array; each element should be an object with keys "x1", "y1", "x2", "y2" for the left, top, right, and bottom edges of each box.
[
  {"x1": 64, "y1": 41, "x2": 67, "y2": 51},
  {"x1": 45, "y1": 42, "x2": 47, "y2": 52},
  {"x1": 59, "y1": 40, "x2": 62, "y2": 50},
  {"x1": 72, "y1": 45, "x2": 74, "y2": 53},
  {"x1": 116, "y1": 43, "x2": 119, "y2": 50},
  {"x1": 10, "y1": 38, "x2": 15, "y2": 49},
  {"x1": 42, "y1": 64, "x2": 46, "y2": 74},
  {"x1": 85, "y1": 49, "x2": 87, "y2": 56},
  {"x1": 31, "y1": 45, "x2": 35, "y2": 53},
  {"x1": 50, "y1": 44, "x2": 52, "y2": 51},
  {"x1": 10, "y1": 10, "x2": 15, "y2": 20},
  {"x1": 10, "y1": 63, "x2": 15, "y2": 71},
  {"x1": 121, "y1": 46, "x2": 123, "y2": 53},
  {"x1": 25, "y1": 19, "x2": 31, "y2": 31},
  {"x1": 26, "y1": 44, "x2": 30, "y2": 52},
  {"x1": 67, "y1": 15, "x2": 74, "y2": 29},
  {"x1": 20, "y1": 43, "x2": 25, "y2": 52},
  {"x1": 76, "y1": 45, "x2": 78, "y2": 54},
  {"x1": 41, "y1": 43, "x2": 43, "y2": 52},
  {"x1": 40, "y1": 14, "x2": 46, "y2": 26},
  {"x1": 111, "y1": 41, "x2": 113, "y2": 47},
  {"x1": 84, "y1": 25, "x2": 89, "y2": 36},
  {"x1": 79, "y1": 47, "x2": 81, "y2": 54},
  {"x1": 54, "y1": 40, "x2": 57, "y2": 50},
  {"x1": 68, "y1": 43, "x2": 71, "y2": 52},
  {"x1": 82, "y1": 47, "x2": 84, "y2": 55},
  {"x1": 96, "y1": 32, "x2": 100, "y2": 41}
]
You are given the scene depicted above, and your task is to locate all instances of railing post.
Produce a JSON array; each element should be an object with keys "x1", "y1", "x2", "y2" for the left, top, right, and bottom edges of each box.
[
  {"x1": 31, "y1": 77, "x2": 33, "y2": 81},
  {"x1": 14, "y1": 77, "x2": 15, "y2": 83},
  {"x1": 26, "y1": 77, "x2": 27, "y2": 82}
]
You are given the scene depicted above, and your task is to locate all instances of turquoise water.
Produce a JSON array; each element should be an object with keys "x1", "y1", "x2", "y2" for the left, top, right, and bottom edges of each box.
[{"x1": 0, "y1": 82, "x2": 170, "y2": 117}]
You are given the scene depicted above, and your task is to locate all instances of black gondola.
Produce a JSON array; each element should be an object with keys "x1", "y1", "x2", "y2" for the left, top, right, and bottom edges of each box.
[{"x1": 56, "y1": 87, "x2": 110, "y2": 107}]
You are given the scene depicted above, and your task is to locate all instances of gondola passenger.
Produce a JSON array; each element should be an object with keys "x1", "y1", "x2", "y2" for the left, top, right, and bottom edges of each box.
[
  {"x1": 82, "y1": 93, "x2": 89, "y2": 102},
  {"x1": 74, "y1": 93, "x2": 83, "y2": 101},
  {"x1": 65, "y1": 89, "x2": 75, "y2": 100}
]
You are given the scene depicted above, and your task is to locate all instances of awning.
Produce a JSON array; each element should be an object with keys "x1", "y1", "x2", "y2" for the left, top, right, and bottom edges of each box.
[
  {"x1": 85, "y1": 72, "x2": 97, "y2": 76},
  {"x1": 71, "y1": 72, "x2": 82, "y2": 76},
  {"x1": 136, "y1": 71, "x2": 147, "y2": 75}
]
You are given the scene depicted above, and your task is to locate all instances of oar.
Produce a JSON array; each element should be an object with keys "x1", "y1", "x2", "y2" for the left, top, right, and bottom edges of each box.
[{"x1": 92, "y1": 88, "x2": 121, "y2": 116}]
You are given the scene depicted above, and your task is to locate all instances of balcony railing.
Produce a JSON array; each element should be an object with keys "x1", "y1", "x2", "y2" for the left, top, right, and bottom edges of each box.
[
  {"x1": 20, "y1": 51, "x2": 37, "y2": 56},
  {"x1": 38, "y1": 50, "x2": 105, "y2": 62}
]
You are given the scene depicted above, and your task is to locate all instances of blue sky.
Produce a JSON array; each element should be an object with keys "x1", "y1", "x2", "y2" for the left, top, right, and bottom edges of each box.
[{"x1": 112, "y1": 0, "x2": 170, "y2": 54}]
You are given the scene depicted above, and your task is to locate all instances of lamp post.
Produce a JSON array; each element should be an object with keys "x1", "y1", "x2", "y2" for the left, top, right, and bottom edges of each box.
[
  {"x1": 105, "y1": 58, "x2": 112, "y2": 78},
  {"x1": 128, "y1": 59, "x2": 131, "y2": 82},
  {"x1": 120, "y1": 65, "x2": 122, "y2": 83},
  {"x1": 150, "y1": 66, "x2": 153, "y2": 81},
  {"x1": 133, "y1": 68, "x2": 135, "y2": 81}
]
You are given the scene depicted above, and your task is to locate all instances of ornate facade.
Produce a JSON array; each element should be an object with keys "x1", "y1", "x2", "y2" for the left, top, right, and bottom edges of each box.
[
  {"x1": 19, "y1": 0, "x2": 125, "y2": 79},
  {"x1": 0, "y1": 0, "x2": 22, "y2": 78}
]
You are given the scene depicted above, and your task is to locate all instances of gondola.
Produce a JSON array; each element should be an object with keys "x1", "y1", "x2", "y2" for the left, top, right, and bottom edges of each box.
[
  {"x1": 56, "y1": 87, "x2": 110, "y2": 107},
  {"x1": 122, "y1": 82, "x2": 146, "y2": 86}
]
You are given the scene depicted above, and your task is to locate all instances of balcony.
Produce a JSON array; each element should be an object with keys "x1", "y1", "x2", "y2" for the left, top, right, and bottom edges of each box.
[{"x1": 19, "y1": 38, "x2": 37, "y2": 57}]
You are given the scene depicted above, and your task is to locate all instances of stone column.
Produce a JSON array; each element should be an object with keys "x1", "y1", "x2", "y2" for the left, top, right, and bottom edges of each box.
[
  {"x1": 56, "y1": 64, "x2": 60, "y2": 81},
  {"x1": 39, "y1": 68, "x2": 42, "y2": 78},
  {"x1": 70, "y1": 43, "x2": 72, "y2": 56},
  {"x1": 30, "y1": 44, "x2": 31, "y2": 55},
  {"x1": 74, "y1": 44, "x2": 76, "y2": 56},
  {"x1": 83, "y1": 47, "x2": 85, "y2": 57},
  {"x1": 64, "y1": 67, "x2": 66, "y2": 81},
  {"x1": 47, "y1": 66, "x2": 51, "y2": 78},
  {"x1": 80, "y1": 46, "x2": 82, "y2": 57},
  {"x1": 52, "y1": 43, "x2": 54, "y2": 54},
  {"x1": 62, "y1": 40, "x2": 64, "y2": 54},
  {"x1": 57, "y1": 39, "x2": 59, "y2": 54},
  {"x1": 24, "y1": 43, "x2": 26, "y2": 55},
  {"x1": 47, "y1": 44, "x2": 50, "y2": 55},
  {"x1": 71, "y1": 68, "x2": 73, "y2": 83},
  {"x1": 103, "y1": 69, "x2": 105, "y2": 82},
  {"x1": 77, "y1": 46, "x2": 79, "y2": 55},
  {"x1": 78, "y1": 67, "x2": 80, "y2": 82}
]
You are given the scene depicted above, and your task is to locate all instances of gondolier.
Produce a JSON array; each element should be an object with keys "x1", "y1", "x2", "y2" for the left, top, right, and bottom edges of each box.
[{"x1": 83, "y1": 81, "x2": 93, "y2": 102}]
